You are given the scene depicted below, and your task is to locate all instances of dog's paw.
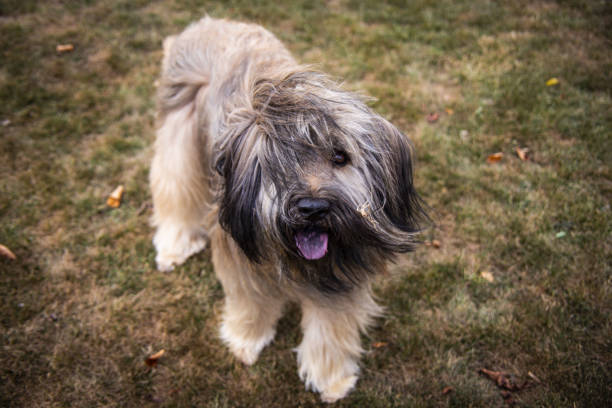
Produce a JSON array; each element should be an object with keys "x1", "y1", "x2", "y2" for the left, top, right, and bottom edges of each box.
[
  {"x1": 297, "y1": 349, "x2": 360, "y2": 403},
  {"x1": 153, "y1": 229, "x2": 207, "y2": 272},
  {"x1": 320, "y1": 375, "x2": 358, "y2": 403},
  {"x1": 154, "y1": 253, "x2": 177, "y2": 272},
  {"x1": 220, "y1": 322, "x2": 276, "y2": 366}
]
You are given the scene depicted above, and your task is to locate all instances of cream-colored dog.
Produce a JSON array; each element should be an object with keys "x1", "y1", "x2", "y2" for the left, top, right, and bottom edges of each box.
[{"x1": 150, "y1": 16, "x2": 426, "y2": 402}]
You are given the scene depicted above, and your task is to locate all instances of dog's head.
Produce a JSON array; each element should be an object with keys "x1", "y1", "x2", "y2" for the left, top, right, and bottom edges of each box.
[{"x1": 216, "y1": 71, "x2": 427, "y2": 293}]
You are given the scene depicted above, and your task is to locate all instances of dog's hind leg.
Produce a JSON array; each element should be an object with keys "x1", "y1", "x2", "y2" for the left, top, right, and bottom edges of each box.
[
  {"x1": 150, "y1": 101, "x2": 210, "y2": 272},
  {"x1": 297, "y1": 287, "x2": 382, "y2": 403}
]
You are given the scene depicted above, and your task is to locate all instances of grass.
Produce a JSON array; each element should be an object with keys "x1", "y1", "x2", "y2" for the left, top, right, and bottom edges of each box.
[{"x1": 1, "y1": 0, "x2": 610, "y2": 406}]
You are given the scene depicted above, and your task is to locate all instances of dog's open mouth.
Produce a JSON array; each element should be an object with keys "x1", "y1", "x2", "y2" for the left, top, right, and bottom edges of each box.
[{"x1": 295, "y1": 228, "x2": 328, "y2": 260}]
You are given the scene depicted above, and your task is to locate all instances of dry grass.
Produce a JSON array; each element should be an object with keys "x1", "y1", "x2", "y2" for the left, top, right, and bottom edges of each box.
[{"x1": 1, "y1": 0, "x2": 611, "y2": 407}]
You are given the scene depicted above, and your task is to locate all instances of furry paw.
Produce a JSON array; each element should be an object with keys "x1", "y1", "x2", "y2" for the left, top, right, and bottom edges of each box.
[
  {"x1": 153, "y1": 226, "x2": 207, "y2": 272},
  {"x1": 320, "y1": 375, "x2": 358, "y2": 403},
  {"x1": 220, "y1": 321, "x2": 276, "y2": 365},
  {"x1": 154, "y1": 253, "x2": 178, "y2": 272},
  {"x1": 297, "y1": 347, "x2": 360, "y2": 403}
]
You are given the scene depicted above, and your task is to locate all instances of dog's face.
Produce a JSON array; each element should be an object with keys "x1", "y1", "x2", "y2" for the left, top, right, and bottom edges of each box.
[{"x1": 216, "y1": 72, "x2": 426, "y2": 292}]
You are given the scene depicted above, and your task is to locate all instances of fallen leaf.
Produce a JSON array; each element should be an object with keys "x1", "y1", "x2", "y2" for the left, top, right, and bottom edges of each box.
[
  {"x1": 480, "y1": 271, "x2": 494, "y2": 282},
  {"x1": 515, "y1": 147, "x2": 529, "y2": 161},
  {"x1": 442, "y1": 386, "x2": 454, "y2": 395},
  {"x1": 527, "y1": 371, "x2": 541, "y2": 383},
  {"x1": 0, "y1": 244, "x2": 16, "y2": 260},
  {"x1": 445, "y1": 108, "x2": 454, "y2": 115},
  {"x1": 486, "y1": 152, "x2": 503, "y2": 164},
  {"x1": 479, "y1": 368, "x2": 524, "y2": 391},
  {"x1": 546, "y1": 77, "x2": 559, "y2": 86},
  {"x1": 145, "y1": 349, "x2": 165, "y2": 367},
  {"x1": 56, "y1": 44, "x2": 74, "y2": 53},
  {"x1": 372, "y1": 342, "x2": 388, "y2": 348},
  {"x1": 426, "y1": 112, "x2": 440, "y2": 123},
  {"x1": 107, "y1": 185, "x2": 124, "y2": 208},
  {"x1": 431, "y1": 239, "x2": 441, "y2": 248}
]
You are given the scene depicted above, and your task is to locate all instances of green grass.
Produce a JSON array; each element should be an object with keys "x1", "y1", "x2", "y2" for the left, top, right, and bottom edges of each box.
[{"x1": 1, "y1": 0, "x2": 610, "y2": 406}]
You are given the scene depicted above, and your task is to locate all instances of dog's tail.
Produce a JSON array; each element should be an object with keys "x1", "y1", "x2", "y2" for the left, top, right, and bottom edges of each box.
[{"x1": 157, "y1": 33, "x2": 210, "y2": 118}]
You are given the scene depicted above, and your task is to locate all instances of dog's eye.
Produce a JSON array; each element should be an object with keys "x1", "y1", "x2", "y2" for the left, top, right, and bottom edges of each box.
[
  {"x1": 332, "y1": 150, "x2": 349, "y2": 166},
  {"x1": 215, "y1": 157, "x2": 226, "y2": 176}
]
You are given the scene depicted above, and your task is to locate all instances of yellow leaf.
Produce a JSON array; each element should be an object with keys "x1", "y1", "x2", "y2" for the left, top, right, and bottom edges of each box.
[
  {"x1": 107, "y1": 185, "x2": 124, "y2": 208},
  {"x1": 546, "y1": 78, "x2": 559, "y2": 86},
  {"x1": 486, "y1": 152, "x2": 503, "y2": 164}
]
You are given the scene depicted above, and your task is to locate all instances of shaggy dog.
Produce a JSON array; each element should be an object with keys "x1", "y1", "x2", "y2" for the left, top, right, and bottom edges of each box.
[{"x1": 150, "y1": 16, "x2": 426, "y2": 402}]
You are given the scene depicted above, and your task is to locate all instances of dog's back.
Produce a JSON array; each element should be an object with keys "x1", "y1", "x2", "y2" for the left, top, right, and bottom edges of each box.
[{"x1": 158, "y1": 17, "x2": 295, "y2": 126}]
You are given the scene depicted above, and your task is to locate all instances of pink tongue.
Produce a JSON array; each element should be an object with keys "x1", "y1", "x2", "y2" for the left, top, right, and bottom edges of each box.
[{"x1": 295, "y1": 230, "x2": 329, "y2": 260}]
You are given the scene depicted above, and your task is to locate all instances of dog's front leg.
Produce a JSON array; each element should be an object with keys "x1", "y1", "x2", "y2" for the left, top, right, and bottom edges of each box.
[
  {"x1": 212, "y1": 231, "x2": 286, "y2": 365},
  {"x1": 297, "y1": 287, "x2": 382, "y2": 403}
]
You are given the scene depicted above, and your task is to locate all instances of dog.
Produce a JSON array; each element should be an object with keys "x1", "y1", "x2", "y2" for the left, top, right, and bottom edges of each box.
[{"x1": 150, "y1": 16, "x2": 426, "y2": 402}]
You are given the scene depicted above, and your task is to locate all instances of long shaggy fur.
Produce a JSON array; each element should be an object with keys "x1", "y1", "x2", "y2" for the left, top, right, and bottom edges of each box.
[{"x1": 150, "y1": 16, "x2": 427, "y2": 403}]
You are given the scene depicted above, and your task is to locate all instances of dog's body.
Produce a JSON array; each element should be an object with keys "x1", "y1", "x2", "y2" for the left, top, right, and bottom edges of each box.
[{"x1": 150, "y1": 17, "x2": 425, "y2": 402}]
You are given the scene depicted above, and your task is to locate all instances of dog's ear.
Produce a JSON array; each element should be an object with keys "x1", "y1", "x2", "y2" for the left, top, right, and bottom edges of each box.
[
  {"x1": 373, "y1": 119, "x2": 428, "y2": 240},
  {"x1": 217, "y1": 121, "x2": 264, "y2": 262}
]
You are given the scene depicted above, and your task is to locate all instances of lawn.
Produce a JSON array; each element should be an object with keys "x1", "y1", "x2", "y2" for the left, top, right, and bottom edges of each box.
[{"x1": 1, "y1": 0, "x2": 610, "y2": 406}]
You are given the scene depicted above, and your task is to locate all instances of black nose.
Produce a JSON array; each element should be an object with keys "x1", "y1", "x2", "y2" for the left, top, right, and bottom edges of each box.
[{"x1": 297, "y1": 198, "x2": 330, "y2": 219}]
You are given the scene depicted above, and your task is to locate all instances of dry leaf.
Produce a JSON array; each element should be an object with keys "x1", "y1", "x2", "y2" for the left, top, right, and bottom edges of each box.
[
  {"x1": 546, "y1": 77, "x2": 559, "y2": 86},
  {"x1": 515, "y1": 147, "x2": 529, "y2": 161},
  {"x1": 442, "y1": 386, "x2": 454, "y2": 395},
  {"x1": 145, "y1": 349, "x2": 165, "y2": 367},
  {"x1": 445, "y1": 108, "x2": 454, "y2": 115},
  {"x1": 0, "y1": 244, "x2": 17, "y2": 260},
  {"x1": 431, "y1": 239, "x2": 441, "y2": 248},
  {"x1": 426, "y1": 112, "x2": 440, "y2": 123},
  {"x1": 372, "y1": 342, "x2": 388, "y2": 348},
  {"x1": 56, "y1": 44, "x2": 74, "y2": 53},
  {"x1": 480, "y1": 271, "x2": 494, "y2": 282},
  {"x1": 479, "y1": 368, "x2": 524, "y2": 391},
  {"x1": 486, "y1": 152, "x2": 503, "y2": 164},
  {"x1": 527, "y1": 371, "x2": 541, "y2": 383},
  {"x1": 107, "y1": 185, "x2": 124, "y2": 208}
]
